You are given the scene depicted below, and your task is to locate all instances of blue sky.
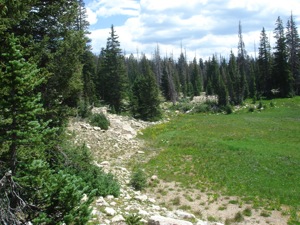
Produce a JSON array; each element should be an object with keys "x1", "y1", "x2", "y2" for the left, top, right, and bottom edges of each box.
[{"x1": 84, "y1": 0, "x2": 300, "y2": 61}]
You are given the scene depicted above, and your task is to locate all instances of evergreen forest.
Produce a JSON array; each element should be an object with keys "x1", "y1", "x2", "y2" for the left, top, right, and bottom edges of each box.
[{"x1": 1, "y1": 1, "x2": 300, "y2": 224}]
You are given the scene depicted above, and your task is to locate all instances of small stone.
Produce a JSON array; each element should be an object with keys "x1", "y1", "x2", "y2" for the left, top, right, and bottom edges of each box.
[
  {"x1": 138, "y1": 209, "x2": 149, "y2": 216},
  {"x1": 80, "y1": 123, "x2": 90, "y2": 129},
  {"x1": 111, "y1": 215, "x2": 125, "y2": 223},
  {"x1": 100, "y1": 161, "x2": 110, "y2": 166},
  {"x1": 110, "y1": 201, "x2": 117, "y2": 206},
  {"x1": 81, "y1": 194, "x2": 88, "y2": 203},
  {"x1": 96, "y1": 197, "x2": 109, "y2": 206},
  {"x1": 148, "y1": 198, "x2": 156, "y2": 203},
  {"x1": 151, "y1": 175, "x2": 158, "y2": 181},
  {"x1": 104, "y1": 207, "x2": 116, "y2": 216},
  {"x1": 195, "y1": 221, "x2": 209, "y2": 225},
  {"x1": 106, "y1": 195, "x2": 114, "y2": 200},
  {"x1": 93, "y1": 126, "x2": 101, "y2": 131},
  {"x1": 148, "y1": 216, "x2": 193, "y2": 225},
  {"x1": 137, "y1": 151, "x2": 145, "y2": 154},
  {"x1": 152, "y1": 205, "x2": 160, "y2": 210},
  {"x1": 175, "y1": 210, "x2": 196, "y2": 219},
  {"x1": 134, "y1": 194, "x2": 148, "y2": 202}
]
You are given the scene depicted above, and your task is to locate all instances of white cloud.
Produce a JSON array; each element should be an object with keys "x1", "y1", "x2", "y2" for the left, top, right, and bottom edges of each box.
[
  {"x1": 87, "y1": 0, "x2": 139, "y2": 17},
  {"x1": 86, "y1": 0, "x2": 300, "y2": 61},
  {"x1": 86, "y1": 7, "x2": 98, "y2": 25}
]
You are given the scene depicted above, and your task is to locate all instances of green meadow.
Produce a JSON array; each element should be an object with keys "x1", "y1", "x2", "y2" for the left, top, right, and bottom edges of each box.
[{"x1": 141, "y1": 97, "x2": 300, "y2": 209}]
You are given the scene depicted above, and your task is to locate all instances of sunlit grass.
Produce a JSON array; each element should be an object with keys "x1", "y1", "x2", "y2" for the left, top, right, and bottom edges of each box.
[{"x1": 141, "y1": 97, "x2": 300, "y2": 208}]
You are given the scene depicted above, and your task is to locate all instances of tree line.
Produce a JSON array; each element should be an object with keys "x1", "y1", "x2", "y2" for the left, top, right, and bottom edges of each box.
[
  {"x1": 1, "y1": 0, "x2": 299, "y2": 223},
  {"x1": 87, "y1": 14, "x2": 299, "y2": 119}
]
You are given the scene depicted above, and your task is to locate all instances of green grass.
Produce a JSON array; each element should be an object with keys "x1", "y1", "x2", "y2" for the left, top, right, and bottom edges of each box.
[{"x1": 141, "y1": 97, "x2": 300, "y2": 208}]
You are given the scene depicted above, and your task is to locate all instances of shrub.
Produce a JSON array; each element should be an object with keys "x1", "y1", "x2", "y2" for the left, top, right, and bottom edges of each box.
[
  {"x1": 78, "y1": 99, "x2": 91, "y2": 118},
  {"x1": 248, "y1": 106, "x2": 255, "y2": 112},
  {"x1": 243, "y1": 207, "x2": 252, "y2": 216},
  {"x1": 223, "y1": 104, "x2": 233, "y2": 114},
  {"x1": 59, "y1": 144, "x2": 120, "y2": 197},
  {"x1": 194, "y1": 103, "x2": 209, "y2": 113},
  {"x1": 234, "y1": 212, "x2": 244, "y2": 222},
  {"x1": 130, "y1": 168, "x2": 147, "y2": 191},
  {"x1": 125, "y1": 214, "x2": 143, "y2": 225},
  {"x1": 89, "y1": 113, "x2": 110, "y2": 130},
  {"x1": 16, "y1": 160, "x2": 93, "y2": 224}
]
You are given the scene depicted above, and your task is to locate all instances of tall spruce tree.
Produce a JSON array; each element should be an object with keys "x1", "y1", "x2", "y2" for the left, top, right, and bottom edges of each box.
[
  {"x1": 0, "y1": 35, "x2": 52, "y2": 174},
  {"x1": 272, "y1": 16, "x2": 293, "y2": 97},
  {"x1": 227, "y1": 51, "x2": 242, "y2": 104},
  {"x1": 177, "y1": 52, "x2": 188, "y2": 97},
  {"x1": 130, "y1": 55, "x2": 161, "y2": 121},
  {"x1": 286, "y1": 12, "x2": 300, "y2": 95},
  {"x1": 237, "y1": 21, "x2": 249, "y2": 101},
  {"x1": 258, "y1": 27, "x2": 272, "y2": 96},
  {"x1": 98, "y1": 25, "x2": 128, "y2": 113},
  {"x1": 153, "y1": 44, "x2": 163, "y2": 85},
  {"x1": 191, "y1": 57, "x2": 202, "y2": 96}
]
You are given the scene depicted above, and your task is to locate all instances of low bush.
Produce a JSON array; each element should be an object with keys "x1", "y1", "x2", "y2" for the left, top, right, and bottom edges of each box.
[
  {"x1": 89, "y1": 113, "x2": 110, "y2": 130},
  {"x1": 130, "y1": 168, "x2": 147, "y2": 191},
  {"x1": 125, "y1": 214, "x2": 143, "y2": 225}
]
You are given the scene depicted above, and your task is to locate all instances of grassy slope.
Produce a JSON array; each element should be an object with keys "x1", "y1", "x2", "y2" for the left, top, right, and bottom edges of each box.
[{"x1": 142, "y1": 97, "x2": 300, "y2": 208}]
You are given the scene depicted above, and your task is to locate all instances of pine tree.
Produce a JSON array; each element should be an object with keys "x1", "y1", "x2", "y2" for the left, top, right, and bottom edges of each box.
[
  {"x1": 237, "y1": 21, "x2": 249, "y2": 101},
  {"x1": 0, "y1": 35, "x2": 52, "y2": 174},
  {"x1": 191, "y1": 57, "x2": 202, "y2": 96},
  {"x1": 10, "y1": 0, "x2": 90, "y2": 121},
  {"x1": 99, "y1": 25, "x2": 128, "y2": 113},
  {"x1": 0, "y1": 35, "x2": 54, "y2": 224},
  {"x1": 272, "y1": 16, "x2": 293, "y2": 97},
  {"x1": 286, "y1": 12, "x2": 300, "y2": 95},
  {"x1": 178, "y1": 52, "x2": 188, "y2": 97},
  {"x1": 153, "y1": 44, "x2": 163, "y2": 85},
  {"x1": 258, "y1": 27, "x2": 272, "y2": 96},
  {"x1": 227, "y1": 52, "x2": 240, "y2": 104},
  {"x1": 126, "y1": 53, "x2": 140, "y2": 84},
  {"x1": 131, "y1": 55, "x2": 161, "y2": 121}
]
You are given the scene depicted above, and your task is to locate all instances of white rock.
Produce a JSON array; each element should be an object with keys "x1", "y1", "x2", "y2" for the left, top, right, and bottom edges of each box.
[
  {"x1": 81, "y1": 194, "x2": 88, "y2": 203},
  {"x1": 152, "y1": 205, "x2": 161, "y2": 211},
  {"x1": 175, "y1": 210, "x2": 196, "y2": 219},
  {"x1": 148, "y1": 198, "x2": 156, "y2": 203},
  {"x1": 104, "y1": 207, "x2": 116, "y2": 216},
  {"x1": 137, "y1": 151, "x2": 145, "y2": 154},
  {"x1": 138, "y1": 209, "x2": 149, "y2": 216},
  {"x1": 123, "y1": 124, "x2": 137, "y2": 135},
  {"x1": 111, "y1": 215, "x2": 125, "y2": 222},
  {"x1": 100, "y1": 161, "x2": 110, "y2": 166},
  {"x1": 110, "y1": 201, "x2": 117, "y2": 206},
  {"x1": 148, "y1": 216, "x2": 193, "y2": 225},
  {"x1": 80, "y1": 123, "x2": 90, "y2": 129},
  {"x1": 135, "y1": 194, "x2": 148, "y2": 202},
  {"x1": 93, "y1": 126, "x2": 101, "y2": 131},
  {"x1": 106, "y1": 195, "x2": 114, "y2": 200},
  {"x1": 91, "y1": 208, "x2": 101, "y2": 216},
  {"x1": 96, "y1": 197, "x2": 109, "y2": 206},
  {"x1": 151, "y1": 175, "x2": 158, "y2": 181}
]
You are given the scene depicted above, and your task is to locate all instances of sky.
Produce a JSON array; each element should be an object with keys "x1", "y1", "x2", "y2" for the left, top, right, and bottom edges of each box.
[{"x1": 84, "y1": 0, "x2": 300, "y2": 61}]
